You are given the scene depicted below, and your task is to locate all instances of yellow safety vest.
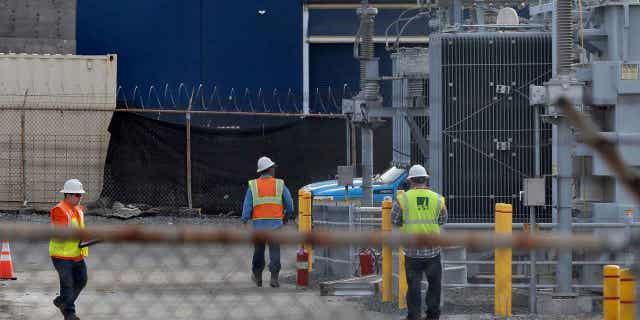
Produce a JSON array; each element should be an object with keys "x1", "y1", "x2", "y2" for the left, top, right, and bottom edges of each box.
[
  {"x1": 49, "y1": 202, "x2": 88, "y2": 259},
  {"x1": 398, "y1": 189, "x2": 444, "y2": 235}
]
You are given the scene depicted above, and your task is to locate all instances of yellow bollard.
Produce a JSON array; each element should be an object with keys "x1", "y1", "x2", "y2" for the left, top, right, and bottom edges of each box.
[
  {"x1": 604, "y1": 265, "x2": 621, "y2": 320},
  {"x1": 381, "y1": 197, "x2": 393, "y2": 302},
  {"x1": 302, "y1": 189, "x2": 313, "y2": 271},
  {"x1": 621, "y1": 268, "x2": 635, "y2": 320},
  {"x1": 495, "y1": 203, "x2": 512, "y2": 317},
  {"x1": 398, "y1": 247, "x2": 407, "y2": 309},
  {"x1": 297, "y1": 189, "x2": 308, "y2": 233}
]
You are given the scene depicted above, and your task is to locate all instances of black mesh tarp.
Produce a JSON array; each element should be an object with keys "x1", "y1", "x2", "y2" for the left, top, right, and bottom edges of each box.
[{"x1": 101, "y1": 112, "x2": 392, "y2": 214}]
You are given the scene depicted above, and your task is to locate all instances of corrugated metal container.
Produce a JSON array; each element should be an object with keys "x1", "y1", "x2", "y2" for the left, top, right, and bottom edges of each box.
[
  {"x1": 0, "y1": 0, "x2": 76, "y2": 54},
  {"x1": 428, "y1": 32, "x2": 553, "y2": 223},
  {"x1": 0, "y1": 54, "x2": 117, "y2": 209}
]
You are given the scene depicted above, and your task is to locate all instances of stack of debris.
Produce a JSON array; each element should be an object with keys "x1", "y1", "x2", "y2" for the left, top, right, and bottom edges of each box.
[{"x1": 85, "y1": 197, "x2": 201, "y2": 219}]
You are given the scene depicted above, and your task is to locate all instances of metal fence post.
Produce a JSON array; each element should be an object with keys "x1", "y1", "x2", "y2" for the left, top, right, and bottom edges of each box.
[
  {"x1": 381, "y1": 197, "x2": 393, "y2": 302},
  {"x1": 495, "y1": 203, "x2": 512, "y2": 317},
  {"x1": 20, "y1": 90, "x2": 28, "y2": 205},
  {"x1": 185, "y1": 98, "x2": 193, "y2": 209}
]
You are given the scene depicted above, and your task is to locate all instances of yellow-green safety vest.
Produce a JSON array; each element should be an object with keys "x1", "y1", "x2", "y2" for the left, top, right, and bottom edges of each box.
[
  {"x1": 398, "y1": 189, "x2": 444, "y2": 235},
  {"x1": 49, "y1": 204, "x2": 88, "y2": 259}
]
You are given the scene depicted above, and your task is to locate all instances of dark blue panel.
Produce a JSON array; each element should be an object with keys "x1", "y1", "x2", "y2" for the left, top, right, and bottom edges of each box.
[
  {"x1": 77, "y1": 0, "x2": 201, "y2": 90},
  {"x1": 309, "y1": 44, "x2": 415, "y2": 113},
  {"x1": 78, "y1": 1, "x2": 303, "y2": 110},
  {"x1": 201, "y1": 1, "x2": 303, "y2": 100}
]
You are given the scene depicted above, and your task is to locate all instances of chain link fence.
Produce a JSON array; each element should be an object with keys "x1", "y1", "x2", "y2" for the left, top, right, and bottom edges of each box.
[
  {"x1": 0, "y1": 91, "x2": 393, "y2": 217},
  {"x1": 1, "y1": 221, "x2": 378, "y2": 320},
  {"x1": 1, "y1": 221, "x2": 637, "y2": 319}
]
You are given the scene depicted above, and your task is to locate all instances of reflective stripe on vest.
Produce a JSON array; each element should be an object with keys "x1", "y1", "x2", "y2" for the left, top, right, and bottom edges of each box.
[
  {"x1": 49, "y1": 202, "x2": 88, "y2": 259},
  {"x1": 249, "y1": 178, "x2": 284, "y2": 220},
  {"x1": 398, "y1": 189, "x2": 443, "y2": 234}
]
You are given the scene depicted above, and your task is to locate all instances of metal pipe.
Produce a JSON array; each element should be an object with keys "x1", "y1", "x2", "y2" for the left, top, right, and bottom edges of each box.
[
  {"x1": 442, "y1": 223, "x2": 640, "y2": 229},
  {"x1": 186, "y1": 101, "x2": 193, "y2": 209},
  {"x1": 302, "y1": 5, "x2": 310, "y2": 114},
  {"x1": 0, "y1": 223, "x2": 633, "y2": 252},
  {"x1": 361, "y1": 126, "x2": 374, "y2": 206},
  {"x1": 530, "y1": 104, "x2": 541, "y2": 313},
  {"x1": 554, "y1": 120, "x2": 574, "y2": 294},
  {"x1": 443, "y1": 283, "x2": 604, "y2": 289},
  {"x1": 0, "y1": 106, "x2": 347, "y2": 118},
  {"x1": 443, "y1": 260, "x2": 633, "y2": 265}
]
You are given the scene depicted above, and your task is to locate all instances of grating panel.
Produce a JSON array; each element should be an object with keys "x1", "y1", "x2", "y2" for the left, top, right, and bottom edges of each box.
[{"x1": 431, "y1": 32, "x2": 553, "y2": 223}]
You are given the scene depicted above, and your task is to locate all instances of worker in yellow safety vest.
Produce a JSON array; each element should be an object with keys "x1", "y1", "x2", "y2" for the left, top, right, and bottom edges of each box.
[
  {"x1": 50, "y1": 179, "x2": 89, "y2": 320},
  {"x1": 392, "y1": 165, "x2": 448, "y2": 320},
  {"x1": 241, "y1": 156, "x2": 295, "y2": 288}
]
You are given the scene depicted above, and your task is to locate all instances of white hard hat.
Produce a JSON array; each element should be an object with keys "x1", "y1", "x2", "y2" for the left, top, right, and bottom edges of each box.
[
  {"x1": 407, "y1": 165, "x2": 429, "y2": 179},
  {"x1": 257, "y1": 156, "x2": 276, "y2": 173},
  {"x1": 60, "y1": 179, "x2": 86, "y2": 194}
]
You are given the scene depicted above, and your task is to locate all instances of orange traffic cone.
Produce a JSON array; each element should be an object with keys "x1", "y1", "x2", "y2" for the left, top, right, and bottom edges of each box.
[{"x1": 0, "y1": 240, "x2": 17, "y2": 280}]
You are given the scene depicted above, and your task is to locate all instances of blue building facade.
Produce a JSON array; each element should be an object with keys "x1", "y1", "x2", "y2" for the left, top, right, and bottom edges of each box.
[
  {"x1": 76, "y1": 1, "x2": 428, "y2": 112},
  {"x1": 77, "y1": 0, "x2": 303, "y2": 109}
]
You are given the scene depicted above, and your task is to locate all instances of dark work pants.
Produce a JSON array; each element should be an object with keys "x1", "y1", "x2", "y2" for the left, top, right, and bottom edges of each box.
[
  {"x1": 252, "y1": 241, "x2": 281, "y2": 274},
  {"x1": 405, "y1": 255, "x2": 442, "y2": 320},
  {"x1": 52, "y1": 258, "x2": 88, "y2": 316}
]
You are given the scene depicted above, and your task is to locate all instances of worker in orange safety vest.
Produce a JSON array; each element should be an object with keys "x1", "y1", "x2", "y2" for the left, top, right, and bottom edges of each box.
[
  {"x1": 49, "y1": 179, "x2": 89, "y2": 320},
  {"x1": 241, "y1": 156, "x2": 295, "y2": 288}
]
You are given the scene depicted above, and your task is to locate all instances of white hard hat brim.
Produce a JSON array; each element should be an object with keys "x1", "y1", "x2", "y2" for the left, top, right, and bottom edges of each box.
[
  {"x1": 406, "y1": 174, "x2": 429, "y2": 179},
  {"x1": 59, "y1": 189, "x2": 86, "y2": 194}
]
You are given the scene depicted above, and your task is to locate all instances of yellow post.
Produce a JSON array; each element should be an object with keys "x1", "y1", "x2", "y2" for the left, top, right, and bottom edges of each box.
[
  {"x1": 398, "y1": 247, "x2": 407, "y2": 309},
  {"x1": 381, "y1": 197, "x2": 393, "y2": 302},
  {"x1": 302, "y1": 189, "x2": 313, "y2": 271},
  {"x1": 604, "y1": 265, "x2": 621, "y2": 320},
  {"x1": 297, "y1": 189, "x2": 308, "y2": 233},
  {"x1": 495, "y1": 203, "x2": 512, "y2": 317},
  {"x1": 621, "y1": 268, "x2": 635, "y2": 320}
]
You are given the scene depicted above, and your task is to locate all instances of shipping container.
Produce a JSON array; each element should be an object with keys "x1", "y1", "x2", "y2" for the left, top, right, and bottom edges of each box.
[{"x1": 0, "y1": 53, "x2": 117, "y2": 209}]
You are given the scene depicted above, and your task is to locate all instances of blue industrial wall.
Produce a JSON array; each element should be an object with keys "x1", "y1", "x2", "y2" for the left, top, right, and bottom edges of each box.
[{"x1": 77, "y1": 1, "x2": 302, "y2": 107}]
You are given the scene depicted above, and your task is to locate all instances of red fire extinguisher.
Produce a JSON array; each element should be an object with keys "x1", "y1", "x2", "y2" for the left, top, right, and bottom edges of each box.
[
  {"x1": 359, "y1": 248, "x2": 375, "y2": 276},
  {"x1": 296, "y1": 247, "x2": 309, "y2": 287}
]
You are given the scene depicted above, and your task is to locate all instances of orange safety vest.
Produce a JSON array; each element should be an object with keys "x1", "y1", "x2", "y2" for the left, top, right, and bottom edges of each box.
[
  {"x1": 49, "y1": 201, "x2": 88, "y2": 260},
  {"x1": 248, "y1": 177, "x2": 284, "y2": 220}
]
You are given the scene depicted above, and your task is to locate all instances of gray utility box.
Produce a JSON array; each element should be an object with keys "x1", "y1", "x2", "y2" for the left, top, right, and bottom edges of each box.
[{"x1": 591, "y1": 61, "x2": 640, "y2": 105}]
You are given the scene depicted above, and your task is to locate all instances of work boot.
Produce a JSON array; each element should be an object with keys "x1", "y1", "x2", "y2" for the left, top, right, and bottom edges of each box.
[
  {"x1": 270, "y1": 272, "x2": 280, "y2": 288},
  {"x1": 64, "y1": 314, "x2": 80, "y2": 320},
  {"x1": 251, "y1": 271, "x2": 262, "y2": 287},
  {"x1": 53, "y1": 296, "x2": 64, "y2": 315}
]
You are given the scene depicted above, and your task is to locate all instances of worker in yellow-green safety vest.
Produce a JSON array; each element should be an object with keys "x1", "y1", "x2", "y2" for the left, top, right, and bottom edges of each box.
[
  {"x1": 392, "y1": 165, "x2": 448, "y2": 320},
  {"x1": 50, "y1": 179, "x2": 89, "y2": 320}
]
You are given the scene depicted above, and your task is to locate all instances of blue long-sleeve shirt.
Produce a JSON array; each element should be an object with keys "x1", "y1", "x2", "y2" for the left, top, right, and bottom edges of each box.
[{"x1": 241, "y1": 177, "x2": 295, "y2": 230}]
